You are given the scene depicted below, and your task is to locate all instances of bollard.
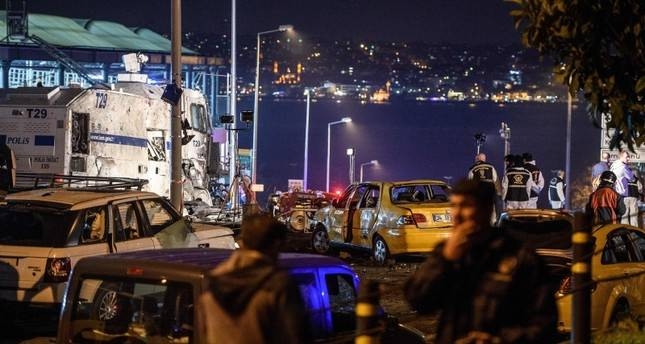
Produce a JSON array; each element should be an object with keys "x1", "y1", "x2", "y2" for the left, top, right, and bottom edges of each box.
[
  {"x1": 571, "y1": 211, "x2": 592, "y2": 344},
  {"x1": 355, "y1": 279, "x2": 382, "y2": 344}
]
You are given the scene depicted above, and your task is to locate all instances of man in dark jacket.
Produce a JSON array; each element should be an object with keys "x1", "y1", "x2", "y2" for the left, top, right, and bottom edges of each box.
[
  {"x1": 404, "y1": 179, "x2": 558, "y2": 344},
  {"x1": 587, "y1": 170, "x2": 626, "y2": 225},
  {"x1": 197, "y1": 214, "x2": 311, "y2": 344}
]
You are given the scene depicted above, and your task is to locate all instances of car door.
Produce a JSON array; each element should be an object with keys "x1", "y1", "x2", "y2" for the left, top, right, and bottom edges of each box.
[
  {"x1": 626, "y1": 229, "x2": 645, "y2": 316},
  {"x1": 357, "y1": 185, "x2": 380, "y2": 247},
  {"x1": 139, "y1": 198, "x2": 193, "y2": 248},
  {"x1": 328, "y1": 185, "x2": 356, "y2": 243},
  {"x1": 111, "y1": 200, "x2": 156, "y2": 252},
  {"x1": 344, "y1": 185, "x2": 368, "y2": 245}
]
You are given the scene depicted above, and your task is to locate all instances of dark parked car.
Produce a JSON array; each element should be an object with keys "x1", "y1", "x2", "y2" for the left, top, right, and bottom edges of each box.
[{"x1": 57, "y1": 248, "x2": 425, "y2": 343}]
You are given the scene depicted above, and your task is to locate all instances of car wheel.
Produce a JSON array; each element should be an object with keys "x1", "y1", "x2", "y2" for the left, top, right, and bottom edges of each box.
[
  {"x1": 609, "y1": 299, "x2": 638, "y2": 331},
  {"x1": 372, "y1": 236, "x2": 390, "y2": 265},
  {"x1": 311, "y1": 225, "x2": 331, "y2": 255},
  {"x1": 92, "y1": 282, "x2": 132, "y2": 334}
]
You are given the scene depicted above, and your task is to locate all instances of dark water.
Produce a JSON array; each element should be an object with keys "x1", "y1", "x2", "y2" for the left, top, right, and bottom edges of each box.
[{"x1": 235, "y1": 98, "x2": 599, "y2": 206}]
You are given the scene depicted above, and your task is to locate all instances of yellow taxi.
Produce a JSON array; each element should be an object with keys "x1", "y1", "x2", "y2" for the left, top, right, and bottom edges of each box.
[
  {"x1": 498, "y1": 210, "x2": 645, "y2": 333},
  {"x1": 310, "y1": 180, "x2": 452, "y2": 264},
  {"x1": 556, "y1": 223, "x2": 645, "y2": 332}
]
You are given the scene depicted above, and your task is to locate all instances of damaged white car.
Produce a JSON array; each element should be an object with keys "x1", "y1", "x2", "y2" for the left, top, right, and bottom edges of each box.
[{"x1": 0, "y1": 187, "x2": 236, "y2": 315}]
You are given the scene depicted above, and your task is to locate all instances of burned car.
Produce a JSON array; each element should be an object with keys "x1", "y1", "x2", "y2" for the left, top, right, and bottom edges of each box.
[
  {"x1": 310, "y1": 180, "x2": 452, "y2": 264},
  {"x1": 0, "y1": 186, "x2": 235, "y2": 319}
]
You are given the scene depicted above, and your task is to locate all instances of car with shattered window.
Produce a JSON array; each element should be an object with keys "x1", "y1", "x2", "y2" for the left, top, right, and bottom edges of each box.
[
  {"x1": 0, "y1": 182, "x2": 236, "y2": 321},
  {"x1": 499, "y1": 209, "x2": 645, "y2": 333},
  {"x1": 310, "y1": 180, "x2": 452, "y2": 264},
  {"x1": 56, "y1": 248, "x2": 425, "y2": 343}
]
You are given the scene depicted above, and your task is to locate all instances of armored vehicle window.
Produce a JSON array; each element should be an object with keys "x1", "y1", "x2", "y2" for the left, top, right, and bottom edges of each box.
[
  {"x1": 70, "y1": 276, "x2": 193, "y2": 343},
  {"x1": 0, "y1": 206, "x2": 75, "y2": 247},
  {"x1": 190, "y1": 104, "x2": 208, "y2": 133},
  {"x1": 72, "y1": 112, "x2": 89, "y2": 154}
]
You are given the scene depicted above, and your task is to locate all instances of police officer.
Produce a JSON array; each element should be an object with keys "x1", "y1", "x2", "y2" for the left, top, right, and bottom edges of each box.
[
  {"x1": 467, "y1": 153, "x2": 502, "y2": 220},
  {"x1": 548, "y1": 170, "x2": 565, "y2": 210},
  {"x1": 502, "y1": 155, "x2": 534, "y2": 210},
  {"x1": 522, "y1": 153, "x2": 544, "y2": 208}
]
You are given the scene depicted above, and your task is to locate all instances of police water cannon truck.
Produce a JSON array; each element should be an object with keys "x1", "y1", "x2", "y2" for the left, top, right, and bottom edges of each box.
[{"x1": 0, "y1": 53, "x2": 215, "y2": 208}]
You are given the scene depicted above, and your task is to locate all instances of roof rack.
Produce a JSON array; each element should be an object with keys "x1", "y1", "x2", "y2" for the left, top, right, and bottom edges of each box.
[{"x1": 11, "y1": 173, "x2": 149, "y2": 192}]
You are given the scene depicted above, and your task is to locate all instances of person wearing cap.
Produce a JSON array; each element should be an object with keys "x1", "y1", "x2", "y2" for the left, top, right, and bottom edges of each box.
[
  {"x1": 522, "y1": 153, "x2": 544, "y2": 208},
  {"x1": 197, "y1": 214, "x2": 311, "y2": 344},
  {"x1": 586, "y1": 171, "x2": 626, "y2": 225},
  {"x1": 548, "y1": 170, "x2": 566, "y2": 210}
]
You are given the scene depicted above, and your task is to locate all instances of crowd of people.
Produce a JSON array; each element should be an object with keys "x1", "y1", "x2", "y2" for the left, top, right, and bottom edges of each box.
[
  {"x1": 466, "y1": 152, "x2": 564, "y2": 215},
  {"x1": 587, "y1": 150, "x2": 643, "y2": 225}
]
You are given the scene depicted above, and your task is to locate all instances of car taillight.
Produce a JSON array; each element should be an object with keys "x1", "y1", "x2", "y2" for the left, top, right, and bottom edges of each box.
[
  {"x1": 397, "y1": 213, "x2": 426, "y2": 225},
  {"x1": 44, "y1": 257, "x2": 71, "y2": 283},
  {"x1": 412, "y1": 213, "x2": 427, "y2": 223}
]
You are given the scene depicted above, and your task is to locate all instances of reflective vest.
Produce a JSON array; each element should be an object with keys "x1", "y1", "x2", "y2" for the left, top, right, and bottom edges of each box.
[
  {"x1": 505, "y1": 167, "x2": 531, "y2": 202},
  {"x1": 469, "y1": 162, "x2": 496, "y2": 184}
]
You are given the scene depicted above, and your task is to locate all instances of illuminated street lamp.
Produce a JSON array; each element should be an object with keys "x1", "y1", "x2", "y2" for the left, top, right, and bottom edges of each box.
[
  {"x1": 252, "y1": 24, "x2": 293, "y2": 186},
  {"x1": 346, "y1": 148, "x2": 355, "y2": 184},
  {"x1": 326, "y1": 117, "x2": 352, "y2": 191},
  {"x1": 360, "y1": 160, "x2": 378, "y2": 182}
]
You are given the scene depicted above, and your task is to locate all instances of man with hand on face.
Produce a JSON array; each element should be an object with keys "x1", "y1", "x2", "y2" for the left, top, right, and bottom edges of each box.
[{"x1": 404, "y1": 180, "x2": 558, "y2": 344}]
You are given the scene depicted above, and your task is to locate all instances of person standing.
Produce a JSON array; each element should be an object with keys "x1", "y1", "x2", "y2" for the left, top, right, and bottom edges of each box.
[
  {"x1": 591, "y1": 152, "x2": 611, "y2": 189},
  {"x1": 404, "y1": 180, "x2": 558, "y2": 344},
  {"x1": 502, "y1": 155, "x2": 535, "y2": 210},
  {"x1": 548, "y1": 170, "x2": 566, "y2": 210},
  {"x1": 467, "y1": 153, "x2": 502, "y2": 219},
  {"x1": 610, "y1": 151, "x2": 636, "y2": 224},
  {"x1": 522, "y1": 153, "x2": 545, "y2": 208},
  {"x1": 586, "y1": 171, "x2": 625, "y2": 225},
  {"x1": 197, "y1": 214, "x2": 311, "y2": 344},
  {"x1": 625, "y1": 172, "x2": 643, "y2": 226}
]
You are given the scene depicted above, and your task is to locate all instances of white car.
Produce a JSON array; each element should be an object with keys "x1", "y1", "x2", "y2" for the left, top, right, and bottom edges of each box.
[{"x1": 0, "y1": 186, "x2": 236, "y2": 316}]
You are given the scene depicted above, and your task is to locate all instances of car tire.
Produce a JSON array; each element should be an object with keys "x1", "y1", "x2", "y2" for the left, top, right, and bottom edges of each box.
[
  {"x1": 311, "y1": 225, "x2": 331, "y2": 255},
  {"x1": 92, "y1": 282, "x2": 132, "y2": 334},
  {"x1": 372, "y1": 235, "x2": 391, "y2": 265},
  {"x1": 609, "y1": 299, "x2": 637, "y2": 330}
]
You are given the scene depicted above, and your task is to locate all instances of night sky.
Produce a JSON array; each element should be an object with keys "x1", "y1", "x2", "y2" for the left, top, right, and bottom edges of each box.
[{"x1": 23, "y1": 0, "x2": 520, "y2": 44}]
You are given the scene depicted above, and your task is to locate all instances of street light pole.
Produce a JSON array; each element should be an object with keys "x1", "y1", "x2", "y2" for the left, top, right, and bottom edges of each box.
[
  {"x1": 499, "y1": 122, "x2": 511, "y2": 159},
  {"x1": 170, "y1": 0, "x2": 183, "y2": 212},
  {"x1": 360, "y1": 160, "x2": 378, "y2": 182},
  {"x1": 346, "y1": 148, "x2": 355, "y2": 184},
  {"x1": 303, "y1": 88, "x2": 311, "y2": 190},
  {"x1": 251, "y1": 24, "x2": 293, "y2": 187},
  {"x1": 326, "y1": 117, "x2": 352, "y2": 192}
]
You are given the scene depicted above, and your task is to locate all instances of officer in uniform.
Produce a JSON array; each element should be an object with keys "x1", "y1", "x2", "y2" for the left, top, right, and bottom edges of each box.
[
  {"x1": 467, "y1": 153, "x2": 502, "y2": 220},
  {"x1": 502, "y1": 155, "x2": 534, "y2": 210},
  {"x1": 522, "y1": 153, "x2": 544, "y2": 208},
  {"x1": 548, "y1": 170, "x2": 565, "y2": 210}
]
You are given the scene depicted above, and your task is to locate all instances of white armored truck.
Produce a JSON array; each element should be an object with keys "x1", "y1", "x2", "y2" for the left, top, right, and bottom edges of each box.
[{"x1": 0, "y1": 73, "x2": 214, "y2": 206}]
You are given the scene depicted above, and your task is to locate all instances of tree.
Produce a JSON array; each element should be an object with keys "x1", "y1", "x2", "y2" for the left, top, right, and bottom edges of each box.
[{"x1": 508, "y1": 0, "x2": 644, "y2": 150}]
